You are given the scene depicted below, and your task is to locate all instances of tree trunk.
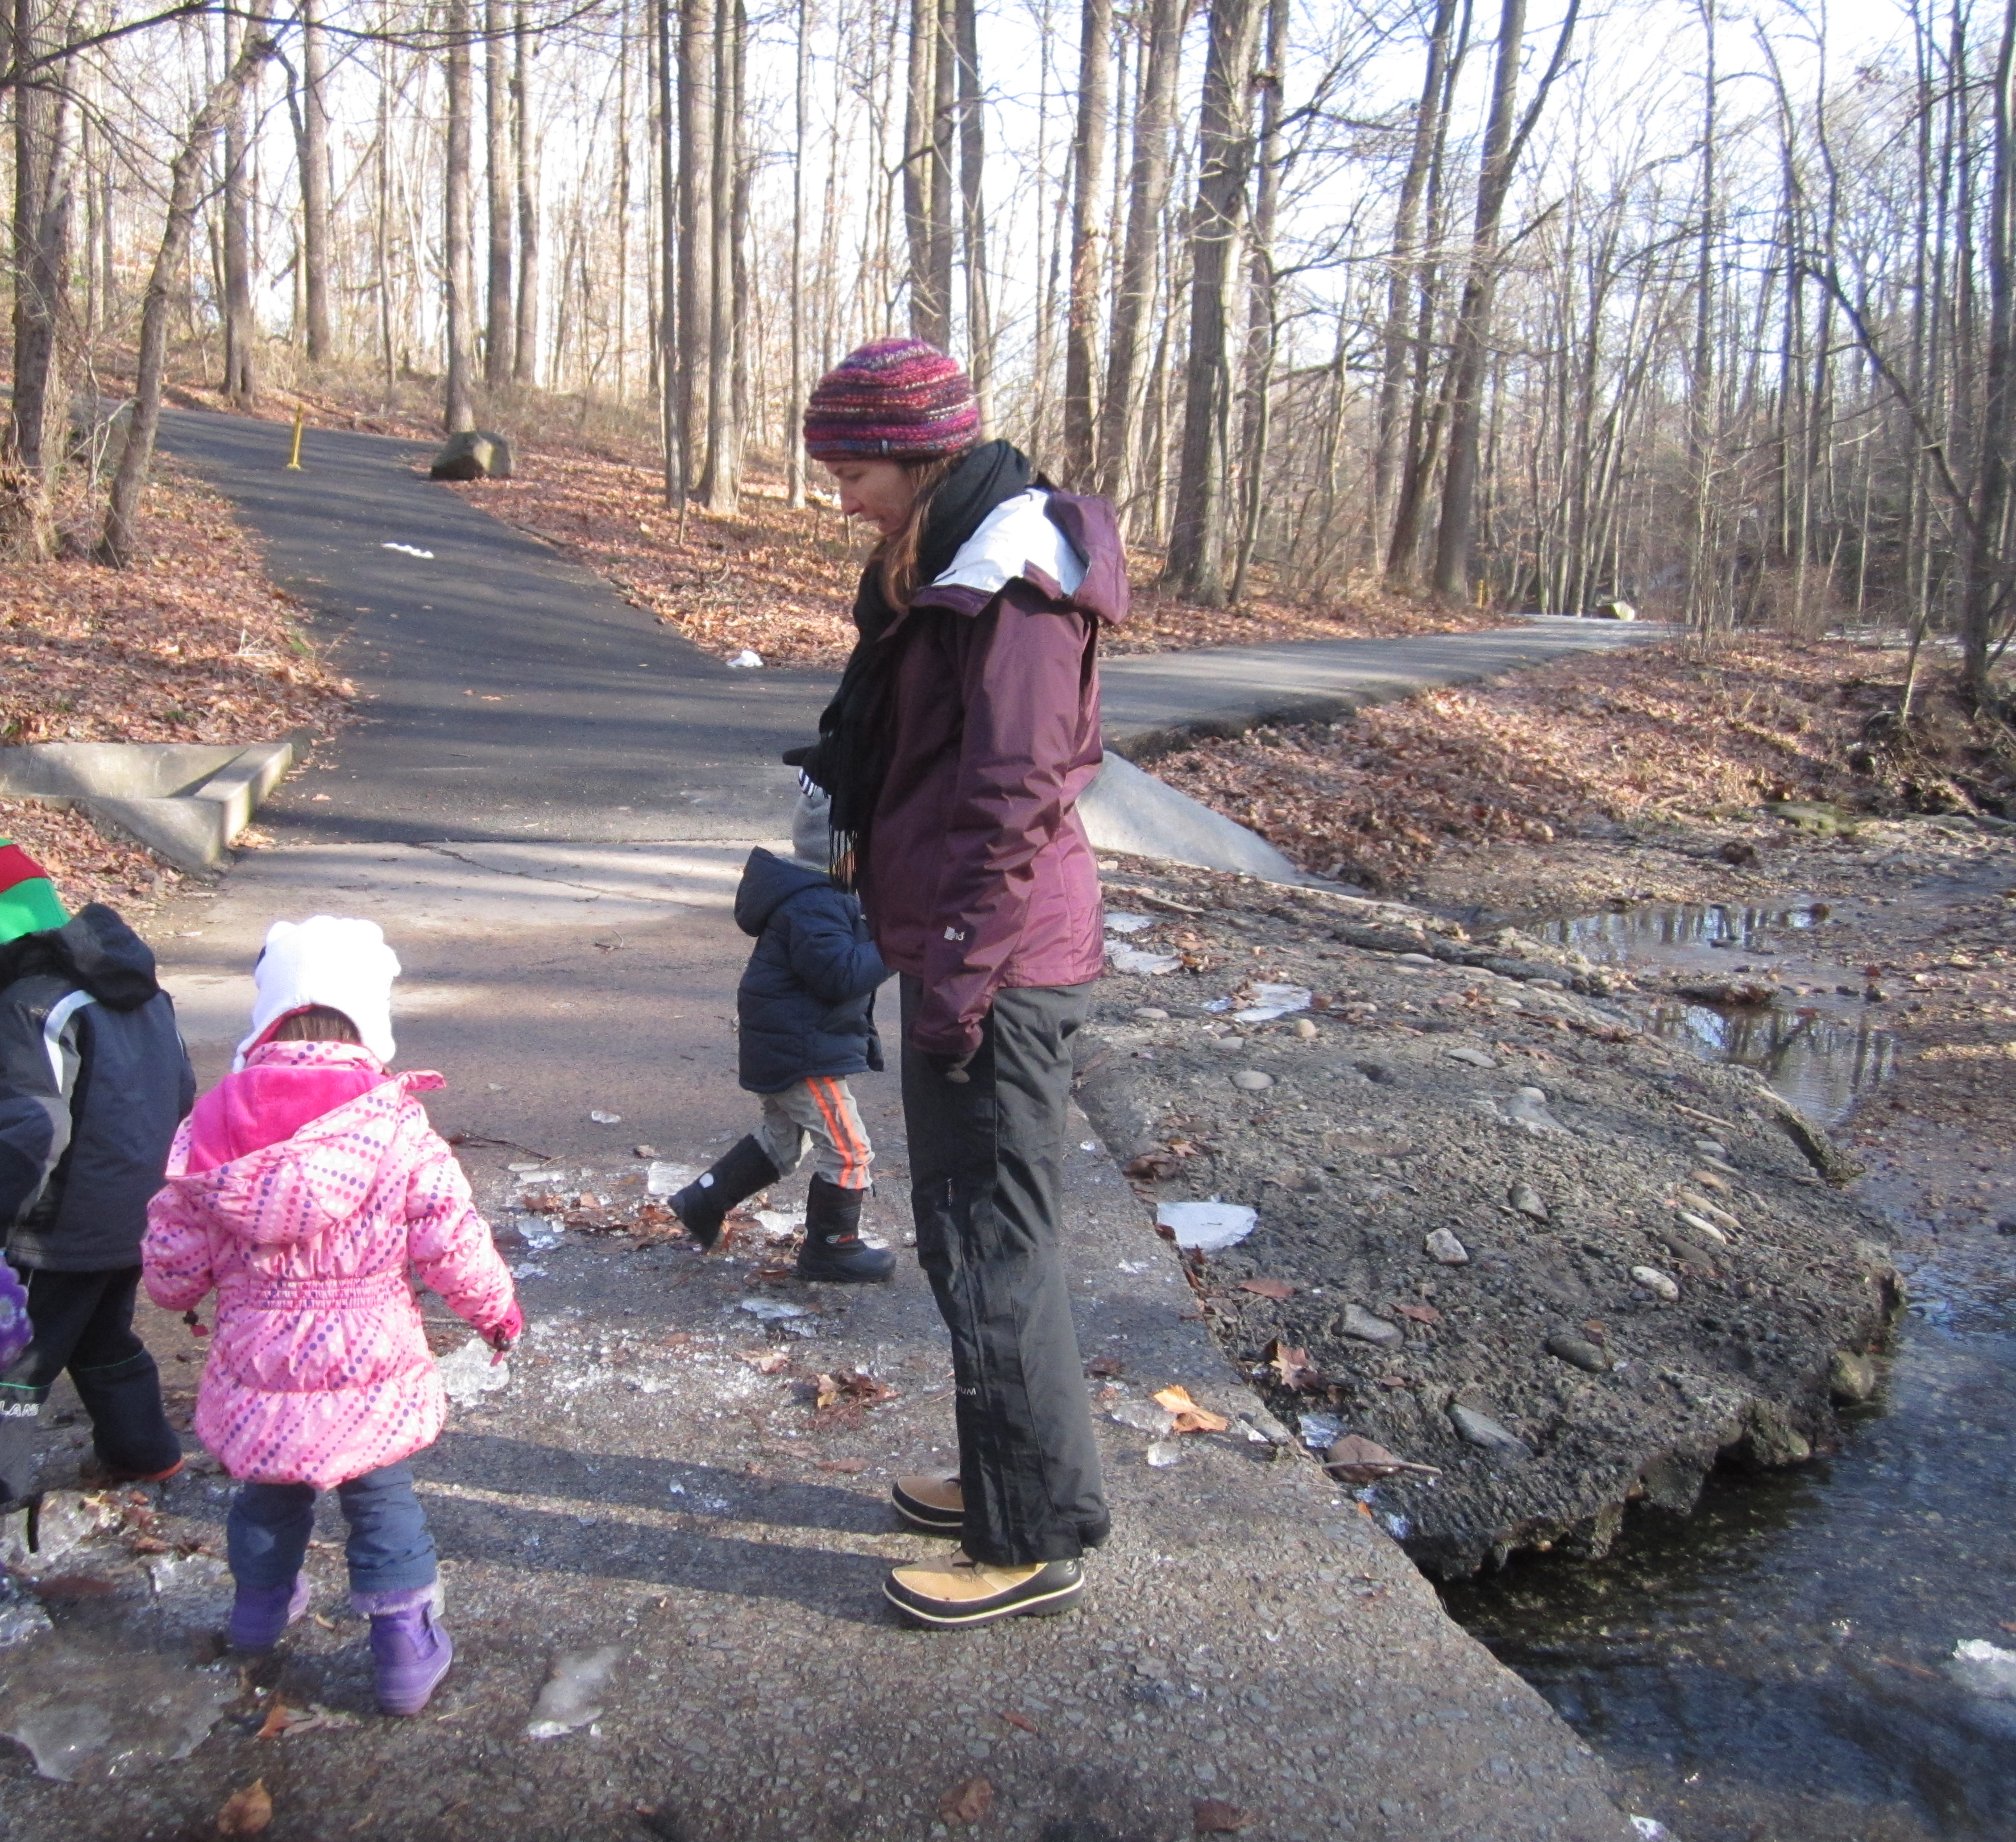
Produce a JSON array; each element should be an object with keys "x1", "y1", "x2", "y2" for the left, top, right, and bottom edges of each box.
[
  {"x1": 1062, "y1": 0, "x2": 1111, "y2": 482},
  {"x1": 299, "y1": 0, "x2": 332, "y2": 361},
  {"x1": 512, "y1": 0, "x2": 540, "y2": 383},
  {"x1": 1429, "y1": 0, "x2": 1579, "y2": 603},
  {"x1": 953, "y1": 0, "x2": 990, "y2": 420},
  {"x1": 1964, "y1": 0, "x2": 2016, "y2": 706},
  {"x1": 698, "y1": 0, "x2": 741, "y2": 512},
  {"x1": 220, "y1": 7, "x2": 257, "y2": 405},
  {"x1": 484, "y1": 0, "x2": 513, "y2": 391},
  {"x1": 101, "y1": 34, "x2": 277, "y2": 565},
  {"x1": 1163, "y1": 0, "x2": 1261, "y2": 604},
  {"x1": 5, "y1": 0, "x2": 75, "y2": 558},
  {"x1": 676, "y1": 0, "x2": 713, "y2": 487},
  {"x1": 444, "y1": 0, "x2": 478, "y2": 432},
  {"x1": 1371, "y1": 0, "x2": 1459, "y2": 558},
  {"x1": 1229, "y1": 0, "x2": 1287, "y2": 605},
  {"x1": 787, "y1": 0, "x2": 809, "y2": 505},
  {"x1": 902, "y1": 0, "x2": 950, "y2": 343},
  {"x1": 1096, "y1": 0, "x2": 1185, "y2": 507}
]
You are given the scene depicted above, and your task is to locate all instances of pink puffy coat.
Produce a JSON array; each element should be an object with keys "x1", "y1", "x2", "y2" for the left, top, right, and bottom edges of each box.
[{"x1": 142, "y1": 1040, "x2": 516, "y2": 1490}]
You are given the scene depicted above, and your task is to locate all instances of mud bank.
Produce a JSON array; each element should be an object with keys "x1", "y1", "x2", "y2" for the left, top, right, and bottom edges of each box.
[{"x1": 1076, "y1": 858, "x2": 1901, "y2": 1577}]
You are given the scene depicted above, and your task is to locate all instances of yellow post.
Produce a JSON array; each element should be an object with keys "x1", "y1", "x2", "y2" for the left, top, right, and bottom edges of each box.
[{"x1": 285, "y1": 406, "x2": 306, "y2": 471}]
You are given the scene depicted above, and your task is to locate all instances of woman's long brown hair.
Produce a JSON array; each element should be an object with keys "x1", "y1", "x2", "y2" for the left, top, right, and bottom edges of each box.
[{"x1": 874, "y1": 450, "x2": 968, "y2": 610}]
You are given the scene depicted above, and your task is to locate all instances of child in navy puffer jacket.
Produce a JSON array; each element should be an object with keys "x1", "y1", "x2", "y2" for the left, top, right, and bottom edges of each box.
[{"x1": 671, "y1": 790, "x2": 894, "y2": 1282}]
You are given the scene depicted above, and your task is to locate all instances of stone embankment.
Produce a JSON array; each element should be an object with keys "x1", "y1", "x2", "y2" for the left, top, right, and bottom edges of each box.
[{"x1": 1076, "y1": 858, "x2": 1901, "y2": 1577}]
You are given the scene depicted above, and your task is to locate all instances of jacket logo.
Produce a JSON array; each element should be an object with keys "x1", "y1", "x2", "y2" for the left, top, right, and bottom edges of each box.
[{"x1": 943, "y1": 927, "x2": 966, "y2": 943}]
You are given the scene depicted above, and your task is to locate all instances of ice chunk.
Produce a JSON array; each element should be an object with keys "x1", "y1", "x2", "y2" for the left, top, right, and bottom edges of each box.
[
  {"x1": 752, "y1": 1209, "x2": 805, "y2": 1241},
  {"x1": 1103, "y1": 913, "x2": 1156, "y2": 935},
  {"x1": 726, "y1": 649, "x2": 764, "y2": 669},
  {"x1": 646, "y1": 1161, "x2": 696, "y2": 1198},
  {"x1": 437, "y1": 1338, "x2": 510, "y2": 1407},
  {"x1": 0, "y1": 1642, "x2": 234, "y2": 1781},
  {"x1": 1297, "y1": 1412, "x2": 1344, "y2": 1450},
  {"x1": 1232, "y1": 984, "x2": 1313, "y2": 1023},
  {"x1": 1145, "y1": 1440, "x2": 1183, "y2": 1468},
  {"x1": 1111, "y1": 1400, "x2": 1177, "y2": 1437},
  {"x1": 1156, "y1": 1200, "x2": 1256, "y2": 1252},
  {"x1": 1949, "y1": 1638, "x2": 2016, "y2": 1699},
  {"x1": 381, "y1": 542, "x2": 435, "y2": 559},
  {"x1": 1107, "y1": 944, "x2": 1181, "y2": 976},
  {"x1": 526, "y1": 1645, "x2": 621, "y2": 1739},
  {"x1": 738, "y1": 1299, "x2": 809, "y2": 1322},
  {"x1": 589, "y1": 1109, "x2": 623, "y2": 1125},
  {"x1": 0, "y1": 1575, "x2": 51, "y2": 1649}
]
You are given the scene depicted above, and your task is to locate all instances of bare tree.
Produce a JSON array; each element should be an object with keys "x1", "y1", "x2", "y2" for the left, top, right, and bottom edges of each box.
[
  {"x1": 444, "y1": 0, "x2": 478, "y2": 432},
  {"x1": 952, "y1": 0, "x2": 991, "y2": 421},
  {"x1": 512, "y1": 0, "x2": 540, "y2": 383},
  {"x1": 1061, "y1": 0, "x2": 1110, "y2": 481},
  {"x1": 220, "y1": 6, "x2": 258, "y2": 404},
  {"x1": 1164, "y1": 0, "x2": 1261, "y2": 603},
  {"x1": 298, "y1": 0, "x2": 332, "y2": 362},
  {"x1": 484, "y1": 0, "x2": 513, "y2": 391},
  {"x1": 101, "y1": 32, "x2": 277, "y2": 565}
]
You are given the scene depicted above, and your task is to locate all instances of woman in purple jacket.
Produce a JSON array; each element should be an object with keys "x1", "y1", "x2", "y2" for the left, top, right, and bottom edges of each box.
[{"x1": 791, "y1": 339, "x2": 1126, "y2": 1628}]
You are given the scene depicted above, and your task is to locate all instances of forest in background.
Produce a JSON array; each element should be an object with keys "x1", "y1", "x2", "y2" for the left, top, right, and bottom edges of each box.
[{"x1": 2, "y1": 0, "x2": 2015, "y2": 711}]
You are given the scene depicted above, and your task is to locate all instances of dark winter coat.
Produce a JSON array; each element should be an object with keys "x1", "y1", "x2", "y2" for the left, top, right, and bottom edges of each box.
[
  {"x1": 855, "y1": 486, "x2": 1129, "y2": 1061},
  {"x1": 733, "y1": 849, "x2": 889, "y2": 1096},
  {"x1": 0, "y1": 904, "x2": 195, "y2": 1272}
]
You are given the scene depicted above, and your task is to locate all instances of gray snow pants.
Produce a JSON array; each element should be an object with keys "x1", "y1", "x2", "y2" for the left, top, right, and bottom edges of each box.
[{"x1": 900, "y1": 976, "x2": 1109, "y2": 1567}]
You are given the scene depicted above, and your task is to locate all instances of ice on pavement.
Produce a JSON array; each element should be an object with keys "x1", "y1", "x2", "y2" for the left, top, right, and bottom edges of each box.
[
  {"x1": 436, "y1": 1338, "x2": 511, "y2": 1406},
  {"x1": 0, "y1": 1643, "x2": 234, "y2": 1781},
  {"x1": 526, "y1": 1645, "x2": 621, "y2": 1738}
]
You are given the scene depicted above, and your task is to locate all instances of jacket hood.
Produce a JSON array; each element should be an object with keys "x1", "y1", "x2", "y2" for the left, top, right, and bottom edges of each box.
[
  {"x1": 163, "y1": 1045, "x2": 442, "y2": 1248},
  {"x1": 735, "y1": 847, "x2": 832, "y2": 938},
  {"x1": 0, "y1": 902, "x2": 162, "y2": 1010},
  {"x1": 912, "y1": 487, "x2": 1129, "y2": 628}
]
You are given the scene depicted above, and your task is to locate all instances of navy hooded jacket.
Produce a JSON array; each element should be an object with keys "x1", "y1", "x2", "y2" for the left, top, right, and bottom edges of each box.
[
  {"x1": 734, "y1": 849, "x2": 888, "y2": 1095},
  {"x1": 0, "y1": 904, "x2": 195, "y2": 1271}
]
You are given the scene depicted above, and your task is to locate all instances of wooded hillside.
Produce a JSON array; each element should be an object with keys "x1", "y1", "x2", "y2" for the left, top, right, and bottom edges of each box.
[{"x1": 3, "y1": 0, "x2": 2014, "y2": 704}]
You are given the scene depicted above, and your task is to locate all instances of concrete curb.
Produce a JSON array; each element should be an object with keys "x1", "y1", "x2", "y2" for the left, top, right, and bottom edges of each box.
[
  {"x1": 1080, "y1": 749, "x2": 1313, "y2": 883},
  {"x1": 0, "y1": 737, "x2": 306, "y2": 873}
]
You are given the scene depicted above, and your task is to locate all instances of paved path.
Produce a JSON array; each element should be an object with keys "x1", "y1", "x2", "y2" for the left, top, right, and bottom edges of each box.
[{"x1": 160, "y1": 409, "x2": 1666, "y2": 841}]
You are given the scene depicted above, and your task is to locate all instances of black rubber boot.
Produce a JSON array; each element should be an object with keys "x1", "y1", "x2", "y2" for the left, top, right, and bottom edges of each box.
[
  {"x1": 795, "y1": 1175, "x2": 896, "y2": 1284},
  {"x1": 671, "y1": 1136, "x2": 779, "y2": 1252}
]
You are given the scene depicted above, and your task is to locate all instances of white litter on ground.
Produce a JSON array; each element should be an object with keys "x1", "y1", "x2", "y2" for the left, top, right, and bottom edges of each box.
[
  {"x1": 381, "y1": 542, "x2": 435, "y2": 559},
  {"x1": 1157, "y1": 1200, "x2": 1256, "y2": 1252},
  {"x1": 726, "y1": 649, "x2": 763, "y2": 668},
  {"x1": 526, "y1": 1646, "x2": 621, "y2": 1738}
]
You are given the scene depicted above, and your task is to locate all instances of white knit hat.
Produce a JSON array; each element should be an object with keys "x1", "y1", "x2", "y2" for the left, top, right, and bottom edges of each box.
[
  {"x1": 235, "y1": 916, "x2": 402, "y2": 1071},
  {"x1": 789, "y1": 786, "x2": 833, "y2": 873}
]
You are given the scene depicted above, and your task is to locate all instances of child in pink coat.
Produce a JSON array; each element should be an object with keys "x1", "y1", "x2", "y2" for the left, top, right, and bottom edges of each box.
[{"x1": 143, "y1": 917, "x2": 520, "y2": 1716}]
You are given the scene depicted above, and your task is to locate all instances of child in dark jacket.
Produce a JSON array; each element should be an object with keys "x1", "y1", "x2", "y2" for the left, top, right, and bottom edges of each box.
[
  {"x1": 672, "y1": 790, "x2": 894, "y2": 1282},
  {"x1": 0, "y1": 841, "x2": 194, "y2": 1505}
]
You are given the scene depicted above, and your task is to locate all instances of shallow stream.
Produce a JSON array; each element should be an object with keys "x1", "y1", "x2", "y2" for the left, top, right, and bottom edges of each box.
[{"x1": 1445, "y1": 902, "x2": 2016, "y2": 1840}]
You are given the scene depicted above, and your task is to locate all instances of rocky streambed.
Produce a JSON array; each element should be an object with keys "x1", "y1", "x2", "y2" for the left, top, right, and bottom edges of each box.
[{"x1": 1076, "y1": 857, "x2": 1901, "y2": 1577}]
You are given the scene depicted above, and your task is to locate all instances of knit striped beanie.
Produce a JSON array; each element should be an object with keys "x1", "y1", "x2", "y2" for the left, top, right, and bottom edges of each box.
[
  {"x1": 0, "y1": 840, "x2": 68, "y2": 944},
  {"x1": 802, "y1": 338, "x2": 980, "y2": 462}
]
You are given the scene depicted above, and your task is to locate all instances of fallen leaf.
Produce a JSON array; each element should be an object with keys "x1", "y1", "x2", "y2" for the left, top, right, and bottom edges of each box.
[
  {"x1": 26, "y1": 1574, "x2": 117, "y2": 1599},
  {"x1": 1263, "y1": 1337, "x2": 1324, "y2": 1392},
  {"x1": 1238, "y1": 1277, "x2": 1295, "y2": 1300},
  {"x1": 815, "y1": 1458, "x2": 866, "y2": 1474},
  {"x1": 1001, "y1": 1711, "x2": 1039, "y2": 1733},
  {"x1": 1124, "y1": 1151, "x2": 1183, "y2": 1181},
  {"x1": 1877, "y1": 1654, "x2": 1940, "y2": 1681},
  {"x1": 1152, "y1": 1385, "x2": 1231, "y2": 1434},
  {"x1": 939, "y1": 1777, "x2": 994, "y2": 1824},
  {"x1": 1324, "y1": 1435, "x2": 1442, "y2": 1483},
  {"x1": 737, "y1": 1348, "x2": 791, "y2": 1375},
  {"x1": 255, "y1": 1702, "x2": 297, "y2": 1740},
  {"x1": 216, "y1": 1778, "x2": 273, "y2": 1836},
  {"x1": 1085, "y1": 1354, "x2": 1125, "y2": 1378},
  {"x1": 1193, "y1": 1799, "x2": 1254, "y2": 1833},
  {"x1": 1390, "y1": 1301, "x2": 1442, "y2": 1326}
]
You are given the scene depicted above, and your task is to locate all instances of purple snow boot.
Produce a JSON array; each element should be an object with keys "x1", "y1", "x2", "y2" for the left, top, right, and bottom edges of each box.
[
  {"x1": 354, "y1": 1583, "x2": 453, "y2": 1716},
  {"x1": 227, "y1": 1574, "x2": 313, "y2": 1651}
]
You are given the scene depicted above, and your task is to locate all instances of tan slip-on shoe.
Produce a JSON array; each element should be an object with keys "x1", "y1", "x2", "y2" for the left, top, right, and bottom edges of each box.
[
  {"x1": 890, "y1": 1473, "x2": 964, "y2": 1534},
  {"x1": 884, "y1": 1550, "x2": 1084, "y2": 1628}
]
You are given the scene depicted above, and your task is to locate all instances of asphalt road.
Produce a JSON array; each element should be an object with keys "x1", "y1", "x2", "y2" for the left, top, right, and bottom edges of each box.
[
  {"x1": 159, "y1": 408, "x2": 1666, "y2": 845},
  {"x1": 157, "y1": 409, "x2": 825, "y2": 844}
]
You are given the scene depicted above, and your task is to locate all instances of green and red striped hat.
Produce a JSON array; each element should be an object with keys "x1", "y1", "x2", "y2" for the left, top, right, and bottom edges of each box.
[{"x1": 0, "y1": 840, "x2": 68, "y2": 943}]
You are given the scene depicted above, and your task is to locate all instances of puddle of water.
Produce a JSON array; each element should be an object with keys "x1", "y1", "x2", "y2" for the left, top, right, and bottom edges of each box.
[
  {"x1": 1532, "y1": 901, "x2": 1897, "y2": 1125},
  {"x1": 1443, "y1": 901, "x2": 2016, "y2": 1840}
]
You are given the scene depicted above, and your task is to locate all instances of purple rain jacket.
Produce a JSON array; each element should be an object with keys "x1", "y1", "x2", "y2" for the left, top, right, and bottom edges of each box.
[{"x1": 856, "y1": 486, "x2": 1129, "y2": 1060}]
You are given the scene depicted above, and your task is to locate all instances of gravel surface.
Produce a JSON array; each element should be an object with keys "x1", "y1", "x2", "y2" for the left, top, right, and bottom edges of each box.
[{"x1": 1074, "y1": 859, "x2": 1900, "y2": 1578}]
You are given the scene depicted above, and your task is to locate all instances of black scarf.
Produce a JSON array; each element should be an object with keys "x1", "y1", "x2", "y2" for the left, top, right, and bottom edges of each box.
[{"x1": 792, "y1": 439, "x2": 1034, "y2": 887}]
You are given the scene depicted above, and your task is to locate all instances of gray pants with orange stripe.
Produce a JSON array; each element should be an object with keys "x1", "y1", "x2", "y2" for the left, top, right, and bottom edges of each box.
[{"x1": 754, "y1": 1076, "x2": 873, "y2": 1190}]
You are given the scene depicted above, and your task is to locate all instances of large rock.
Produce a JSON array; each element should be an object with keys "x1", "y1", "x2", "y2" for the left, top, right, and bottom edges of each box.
[{"x1": 430, "y1": 429, "x2": 515, "y2": 480}]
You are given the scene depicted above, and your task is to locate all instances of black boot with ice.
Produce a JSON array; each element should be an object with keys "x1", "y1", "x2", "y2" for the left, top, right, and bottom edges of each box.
[
  {"x1": 671, "y1": 1136, "x2": 779, "y2": 1252},
  {"x1": 795, "y1": 1175, "x2": 895, "y2": 1284}
]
